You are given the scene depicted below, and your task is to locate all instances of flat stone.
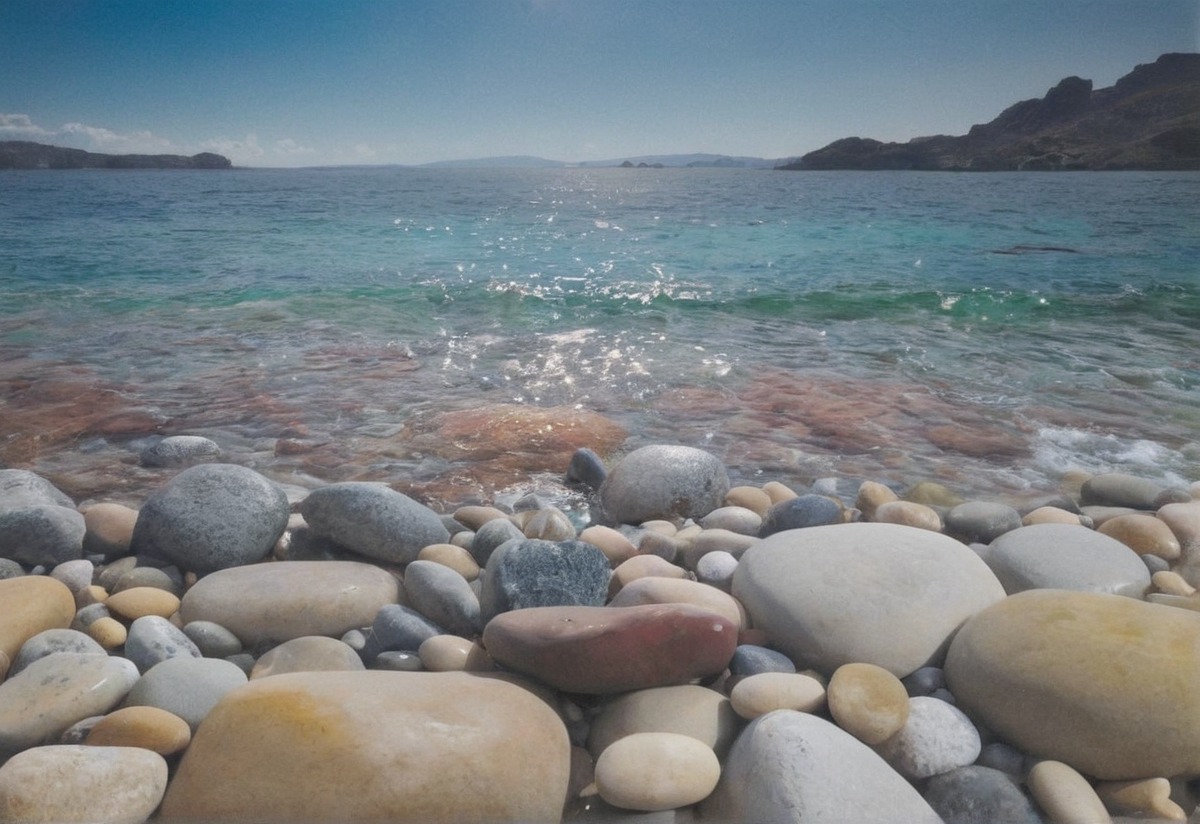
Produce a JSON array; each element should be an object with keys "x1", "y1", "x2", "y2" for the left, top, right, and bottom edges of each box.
[
  {"x1": 298, "y1": 481, "x2": 449, "y2": 565},
  {"x1": 0, "y1": 745, "x2": 168, "y2": 824},
  {"x1": 81, "y1": 502, "x2": 138, "y2": 559},
  {"x1": 873, "y1": 500, "x2": 942, "y2": 531},
  {"x1": 124, "y1": 615, "x2": 201, "y2": 673},
  {"x1": 826, "y1": 661, "x2": 910, "y2": 745},
  {"x1": 982, "y1": 523, "x2": 1150, "y2": 597},
  {"x1": 130, "y1": 463, "x2": 290, "y2": 575},
  {"x1": 702, "y1": 710, "x2": 942, "y2": 823},
  {"x1": 402, "y1": 559, "x2": 481, "y2": 637},
  {"x1": 608, "y1": 576, "x2": 745, "y2": 630},
  {"x1": 586, "y1": 684, "x2": 740, "y2": 760},
  {"x1": 1081, "y1": 473, "x2": 1165, "y2": 509},
  {"x1": 122, "y1": 656, "x2": 248, "y2": 732},
  {"x1": 139, "y1": 434, "x2": 220, "y2": 468},
  {"x1": 483, "y1": 603, "x2": 737, "y2": 694},
  {"x1": 730, "y1": 672, "x2": 826, "y2": 719},
  {"x1": 250, "y1": 635, "x2": 365, "y2": 679},
  {"x1": 0, "y1": 653, "x2": 139, "y2": 760},
  {"x1": 1027, "y1": 760, "x2": 1113, "y2": 824},
  {"x1": 599, "y1": 445, "x2": 729, "y2": 525},
  {"x1": 105, "y1": 586, "x2": 181, "y2": 620},
  {"x1": 157, "y1": 671, "x2": 570, "y2": 823},
  {"x1": 945, "y1": 588, "x2": 1200, "y2": 780},
  {"x1": 9, "y1": 628, "x2": 104, "y2": 677},
  {"x1": 924, "y1": 765, "x2": 1044, "y2": 824},
  {"x1": 944, "y1": 500, "x2": 1023, "y2": 544},
  {"x1": 0, "y1": 505, "x2": 85, "y2": 567},
  {"x1": 479, "y1": 538, "x2": 611, "y2": 622},
  {"x1": 85, "y1": 705, "x2": 192, "y2": 755},
  {"x1": 594, "y1": 732, "x2": 721, "y2": 812},
  {"x1": 1098, "y1": 513, "x2": 1182, "y2": 560},
  {"x1": 0, "y1": 576, "x2": 78, "y2": 663},
  {"x1": 758, "y1": 494, "x2": 844, "y2": 537},
  {"x1": 180, "y1": 560, "x2": 400, "y2": 646},
  {"x1": 699, "y1": 506, "x2": 762, "y2": 535},
  {"x1": 875, "y1": 695, "x2": 981, "y2": 780},
  {"x1": 733, "y1": 523, "x2": 1005, "y2": 677}
]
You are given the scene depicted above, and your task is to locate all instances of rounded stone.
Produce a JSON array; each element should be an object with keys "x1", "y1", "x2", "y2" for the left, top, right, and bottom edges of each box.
[
  {"x1": 699, "y1": 505, "x2": 762, "y2": 535},
  {"x1": 875, "y1": 696, "x2": 981, "y2": 780},
  {"x1": 9, "y1": 628, "x2": 104, "y2": 677},
  {"x1": 105, "y1": 586, "x2": 181, "y2": 621},
  {"x1": 609, "y1": 575, "x2": 746, "y2": 630},
  {"x1": 453, "y1": 505, "x2": 510, "y2": 531},
  {"x1": 1027, "y1": 760, "x2": 1112, "y2": 824},
  {"x1": 1098, "y1": 513, "x2": 1182, "y2": 560},
  {"x1": 758, "y1": 494, "x2": 844, "y2": 537},
  {"x1": 418, "y1": 634, "x2": 489, "y2": 672},
  {"x1": 945, "y1": 588, "x2": 1200, "y2": 780},
  {"x1": 856, "y1": 480, "x2": 899, "y2": 521},
  {"x1": 180, "y1": 560, "x2": 400, "y2": 646},
  {"x1": 873, "y1": 500, "x2": 942, "y2": 532},
  {"x1": 81, "y1": 502, "x2": 138, "y2": 558},
  {"x1": 402, "y1": 559, "x2": 481, "y2": 637},
  {"x1": 724, "y1": 485, "x2": 772, "y2": 517},
  {"x1": 49, "y1": 558, "x2": 94, "y2": 593},
  {"x1": 679, "y1": 528, "x2": 758, "y2": 569},
  {"x1": 0, "y1": 745, "x2": 168, "y2": 824},
  {"x1": 130, "y1": 463, "x2": 290, "y2": 575},
  {"x1": 299, "y1": 481, "x2": 450, "y2": 565},
  {"x1": 85, "y1": 705, "x2": 192, "y2": 755},
  {"x1": 417, "y1": 543, "x2": 481, "y2": 581},
  {"x1": 729, "y1": 644, "x2": 796, "y2": 677},
  {"x1": 0, "y1": 575, "x2": 77, "y2": 663},
  {"x1": 1095, "y1": 776, "x2": 1186, "y2": 821},
  {"x1": 182, "y1": 620, "x2": 243, "y2": 658},
  {"x1": 983, "y1": 523, "x2": 1150, "y2": 597},
  {"x1": 827, "y1": 661, "x2": 910, "y2": 745},
  {"x1": 586, "y1": 684, "x2": 741, "y2": 760},
  {"x1": 250, "y1": 635, "x2": 365, "y2": 679},
  {"x1": 733, "y1": 523, "x2": 1005, "y2": 677},
  {"x1": 0, "y1": 469, "x2": 75, "y2": 512},
  {"x1": 924, "y1": 765, "x2": 1044, "y2": 824},
  {"x1": 157, "y1": 671, "x2": 570, "y2": 824},
  {"x1": 566, "y1": 446, "x2": 607, "y2": 490},
  {"x1": 611, "y1": 553, "x2": 688, "y2": 593},
  {"x1": 86, "y1": 616, "x2": 128, "y2": 649},
  {"x1": 944, "y1": 500, "x2": 1023, "y2": 544},
  {"x1": 111, "y1": 565, "x2": 180, "y2": 595},
  {"x1": 702, "y1": 710, "x2": 942, "y2": 823},
  {"x1": 362, "y1": 604, "x2": 444, "y2": 661},
  {"x1": 122, "y1": 656, "x2": 248, "y2": 732},
  {"x1": 519, "y1": 508, "x2": 577, "y2": 541},
  {"x1": 595, "y1": 732, "x2": 721, "y2": 812},
  {"x1": 599, "y1": 445, "x2": 730, "y2": 525},
  {"x1": 125, "y1": 614, "x2": 202, "y2": 673},
  {"x1": 139, "y1": 434, "x2": 221, "y2": 468},
  {"x1": 1081, "y1": 473, "x2": 1165, "y2": 509},
  {"x1": 479, "y1": 538, "x2": 611, "y2": 622},
  {"x1": 468, "y1": 516, "x2": 524, "y2": 566},
  {"x1": 577, "y1": 525, "x2": 638, "y2": 567},
  {"x1": 1022, "y1": 505, "x2": 1087, "y2": 526},
  {"x1": 730, "y1": 672, "x2": 827, "y2": 720},
  {"x1": 0, "y1": 505, "x2": 85, "y2": 567},
  {"x1": 695, "y1": 549, "x2": 738, "y2": 592}
]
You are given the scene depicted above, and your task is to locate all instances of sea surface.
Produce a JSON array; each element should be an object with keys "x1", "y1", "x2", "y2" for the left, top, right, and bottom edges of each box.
[{"x1": 1, "y1": 167, "x2": 1198, "y2": 509}]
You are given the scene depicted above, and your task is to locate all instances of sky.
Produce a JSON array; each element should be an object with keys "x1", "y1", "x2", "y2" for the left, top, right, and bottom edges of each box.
[{"x1": 1, "y1": 1, "x2": 1197, "y2": 167}]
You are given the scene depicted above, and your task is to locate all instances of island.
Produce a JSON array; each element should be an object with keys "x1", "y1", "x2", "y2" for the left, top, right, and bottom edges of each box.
[
  {"x1": 0, "y1": 141, "x2": 232, "y2": 170},
  {"x1": 780, "y1": 53, "x2": 1200, "y2": 171}
]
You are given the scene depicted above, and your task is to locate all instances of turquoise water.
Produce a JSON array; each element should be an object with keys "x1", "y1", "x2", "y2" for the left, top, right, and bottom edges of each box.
[{"x1": 2, "y1": 167, "x2": 1198, "y2": 503}]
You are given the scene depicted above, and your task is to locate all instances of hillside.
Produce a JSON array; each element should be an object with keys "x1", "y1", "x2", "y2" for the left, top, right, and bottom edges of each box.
[
  {"x1": 0, "y1": 141, "x2": 232, "y2": 170},
  {"x1": 782, "y1": 53, "x2": 1200, "y2": 171}
]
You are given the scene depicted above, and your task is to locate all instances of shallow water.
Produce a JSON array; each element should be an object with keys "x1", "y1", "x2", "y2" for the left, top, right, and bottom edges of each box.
[{"x1": 2, "y1": 167, "x2": 1198, "y2": 507}]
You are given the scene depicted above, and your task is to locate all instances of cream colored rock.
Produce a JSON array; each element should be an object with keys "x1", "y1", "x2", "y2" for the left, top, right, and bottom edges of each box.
[
  {"x1": 81, "y1": 502, "x2": 139, "y2": 557},
  {"x1": 1158, "y1": 502, "x2": 1200, "y2": 553},
  {"x1": 1022, "y1": 506, "x2": 1087, "y2": 527},
  {"x1": 249, "y1": 635, "x2": 365, "y2": 679},
  {"x1": 86, "y1": 706, "x2": 192, "y2": 756},
  {"x1": 611, "y1": 554, "x2": 688, "y2": 592},
  {"x1": 641, "y1": 520, "x2": 678, "y2": 536},
  {"x1": 418, "y1": 634, "x2": 493, "y2": 672},
  {"x1": 587, "y1": 684, "x2": 741, "y2": 760},
  {"x1": 946, "y1": 589, "x2": 1200, "y2": 779},
  {"x1": 0, "y1": 745, "x2": 168, "y2": 824},
  {"x1": 1098, "y1": 513, "x2": 1181, "y2": 560},
  {"x1": 873, "y1": 500, "x2": 942, "y2": 532},
  {"x1": 1095, "y1": 777, "x2": 1186, "y2": 821},
  {"x1": 594, "y1": 732, "x2": 720, "y2": 812},
  {"x1": 74, "y1": 584, "x2": 108, "y2": 609},
  {"x1": 453, "y1": 505, "x2": 510, "y2": 530},
  {"x1": 105, "y1": 586, "x2": 181, "y2": 621},
  {"x1": 609, "y1": 575, "x2": 746, "y2": 630},
  {"x1": 725, "y1": 486, "x2": 772, "y2": 517},
  {"x1": 157, "y1": 671, "x2": 570, "y2": 823},
  {"x1": 681, "y1": 528, "x2": 759, "y2": 569},
  {"x1": 519, "y1": 508, "x2": 577, "y2": 541},
  {"x1": 730, "y1": 672, "x2": 826, "y2": 720},
  {"x1": 857, "y1": 480, "x2": 899, "y2": 521},
  {"x1": 826, "y1": 662, "x2": 910, "y2": 745},
  {"x1": 417, "y1": 543, "x2": 480, "y2": 581},
  {"x1": 1152, "y1": 570, "x2": 1196, "y2": 597},
  {"x1": 1027, "y1": 760, "x2": 1112, "y2": 824},
  {"x1": 578, "y1": 525, "x2": 638, "y2": 566},
  {"x1": 86, "y1": 616, "x2": 127, "y2": 650},
  {"x1": 762, "y1": 481, "x2": 798, "y2": 504},
  {"x1": 0, "y1": 576, "x2": 75, "y2": 664}
]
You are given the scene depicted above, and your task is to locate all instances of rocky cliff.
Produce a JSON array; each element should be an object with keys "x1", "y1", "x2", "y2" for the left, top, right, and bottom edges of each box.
[
  {"x1": 0, "y1": 141, "x2": 232, "y2": 170},
  {"x1": 781, "y1": 53, "x2": 1200, "y2": 171}
]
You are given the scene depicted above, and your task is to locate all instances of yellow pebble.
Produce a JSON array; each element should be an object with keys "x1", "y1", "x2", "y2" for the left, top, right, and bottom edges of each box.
[
  {"x1": 1095, "y1": 777, "x2": 1185, "y2": 821},
  {"x1": 416, "y1": 543, "x2": 481, "y2": 581},
  {"x1": 105, "y1": 586, "x2": 181, "y2": 620},
  {"x1": 86, "y1": 705, "x2": 192, "y2": 755},
  {"x1": 1028, "y1": 760, "x2": 1112, "y2": 824},
  {"x1": 87, "y1": 616, "x2": 128, "y2": 649},
  {"x1": 1152, "y1": 570, "x2": 1196, "y2": 597}
]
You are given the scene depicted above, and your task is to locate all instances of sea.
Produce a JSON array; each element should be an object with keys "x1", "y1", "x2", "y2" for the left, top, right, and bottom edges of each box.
[{"x1": 1, "y1": 166, "x2": 1198, "y2": 510}]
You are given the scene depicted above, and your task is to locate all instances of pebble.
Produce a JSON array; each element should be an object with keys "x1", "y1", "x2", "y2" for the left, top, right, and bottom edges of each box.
[
  {"x1": 611, "y1": 553, "x2": 688, "y2": 593},
  {"x1": 699, "y1": 505, "x2": 762, "y2": 535},
  {"x1": 1022, "y1": 504, "x2": 1087, "y2": 526},
  {"x1": 730, "y1": 671, "x2": 827, "y2": 719},
  {"x1": 8, "y1": 628, "x2": 104, "y2": 677},
  {"x1": 362, "y1": 603, "x2": 444, "y2": 660},
  {"x1": 0, "y1": 469, "x2": 75, "y2": 511},
  {"x1": 1097, "y1": 512, "x2": 1182, "y2": 560},
  {"x1": 608, "y1": 576, "x2": 746, "y2": 630},
  {"x1": 49, "y1": 558, "x2": 94, "y2": 593},
  {"x1": 599, "y1": 445, "x2": 730, "y2": 525},
  {"x1": 417, "y1": 542, "x2": 481, "y2": 580},
  {"x1": 371, "y1": 650, "x2": 424, "y2": 671},
  {"x1": 519, "y1": 507, "x2": 577, "y2": 541},
  {"x1": 1081, "y1": 472, "x2": 1164, "y2": 509},
  {"x1": 872, "y1": 499, "x2": 942, "y2": 531},
  {"x1": 482, "y1": 603, "x2": 737, "y2": 694},
  {"x1": 469, "y1": 516, "x2": 525, "y2": 565},
  {"x1": 81, "y1": 501, "x2": 139, "y2": 558},
  {"x1": 1094, "y1": 777, "x2": 1186, "y2": 821},
  {"x1": 124, "y1": 614, "x2": 202, "y2": 673},
  {"x1": 826, "y1": 662, "x2": 910, "y2": 745},
  {"x1": 181, "y1": 619, "x2": 243, "y2": 658},
  {"x1": 130, "y1": 463, "x2": 290, "y2": 574},
  {"x1": 875, "y1": 695, "x2": 981, "y2": 780},
  {"x1": 403, "y1": 558, "x2": 481, "y2": 637},
  {"x1": 0, "y1": 652, "x2": 139, "y2": 760},
  {"x1": 139, "y1": 434, "x2": 221, "y2": 467},
  {"x1": 856, "y1": 480, "x2": 899, "y2": 520},
  {"x1": 724, "y1": 485, "x2": 772, "y2": 517},
  {"x1": 577, "y1": 525, "x2": 638, "y2": 566},
  {"x1": 1152, "y1": 570, "x2": 1195, "y2": 596},
  {"x1": 902, "y1": 665, "x2": 946, "y2": 697},
  {"x1": 86, "y1": 616, "x2": 128, "y2": 649},
  {"x1": 944, "y1": 500, "x2": 1023, "y2": 544},
  {"x1": 586, "y1": 684, "x2": 741, "y2": 760},
  {"x1": 453, "y1": 504, "x2": 510, "y2": 531},
  {"x1": 637, "y1": 530, "x2": 681, "y2": 563},
  {"x1": 694, "y1": 549, "x2": 738, "y2": 592},
  {"x1": 250, "y1": 635, "x2": 366, "y2": 679},
  {"x1": 157, "y1": 671, "x2": 570, "y2": 823},
  {"x1": 761, "y1": 481, "x2": 798, "y2": 504},
  {"x1": 0, "y1": 745, "x2": 168, "y2": 824},
  {"x1": 85, "y1": 705, "x2": 193, "y2": 755},
  {"x1": 418, "y1": 634, "x2": 490, "y2": 671},
  {"x1": 594, "y1": 732, "x2": 721, "y2": 812},
  {"x1": 122, "y1": 656, "x2": 248, "y2": 732},
  {"x1": 566, "y1": 446, "x2": 607, "y2": 491},
  {"x1": 903, "y1": 480, "x2": 962, "y2": 508},
  {"x1": 106, "y1": 585, "x2": 181, "y2": 620},
  {"x1": 0, "y1": 575, "x2": 77, "y2": 663},
  {"x1": 479, "y1": 538, "x2": 611, "y2": 622},
  {"x1": 728, "y1": 644, "x2": 796, "y2": 677},
  {"x1": 0, "y1": 505, "x2": 86, "y2": 566},
  {"x1": 757, "y1": 494, "x2": 844, "y2": 537},
  {"x1": 1027, "y1": 760, "x2": 1113, "y2": 824},
  {"x1": 111, "y1": 565, "x2": 181, "y2": 594},
  {"x1": 924, "y1": 765, "x2": 1044, "y2": 824},
  {"x1": 1158, "y1": 501, "x2": 1200, "y2": 553},
  {"x1": 982, "y1": 522, "x2": 1151, "y2": 597},
  {"x1": 298, "y1": 481, "x2": 450, "y2": 565}
]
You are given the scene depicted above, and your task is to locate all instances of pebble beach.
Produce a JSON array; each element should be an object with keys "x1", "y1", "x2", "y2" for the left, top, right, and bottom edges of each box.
[{"x1": 3, "y1": 437, "x2": 1200, "y2": 824}]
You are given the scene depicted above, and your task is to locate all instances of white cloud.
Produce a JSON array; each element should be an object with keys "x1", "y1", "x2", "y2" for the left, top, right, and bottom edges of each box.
[
  {"x1": 200, "y1": 133, "x2": 265, "y2": 161},
  {"x1": 354, "y1": 143, "x2": 377, "y2": 159},
  {"x1": 0, "y1": 113, "x2": 55, "y2": 138},
  {"x1": 61, "y1": 122, "x2": 176, "y2": 153},
  {"x1": 274, "y1": 137, "x2": 314, "y2": 155}
]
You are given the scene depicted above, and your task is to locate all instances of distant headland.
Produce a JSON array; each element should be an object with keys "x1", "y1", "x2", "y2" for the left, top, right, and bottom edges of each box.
[
  {"x1": 0, "y1": 141, "x2": 232, "y2": 170},
  {"x1": 780, "y1": 53, "x2": 1200, "y2": 171}
]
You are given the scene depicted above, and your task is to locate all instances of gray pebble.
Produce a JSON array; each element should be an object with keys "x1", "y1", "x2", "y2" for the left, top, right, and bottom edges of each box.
[
  {"x1": 903, "y1": 666, "x2": 946, "y2": 697},
  {"x1": 298, "y1": 481, "x2": 449, "y2": 566},
  {"x1": 566, "y1": 447, "x2": 607, "y2": 491},
  {"x1": 729, "y1": 644, "x2": 797, "y2": 677},
  {"x1": 49, "y1": 559, "x2": 94, "y2": 593},
  {"x1": 0, "y1": 469, "x2": 75, "y2": 512},
  {"x1": 923, "y1": 765, "x2": 1042, "y2": 824},
  {"x1": 0, "y1": 558, "x2": 24, "y2": 579},
  {"x1": 944, "y1": 501, "x2": 1023, "y2": 544},
  {"x1": 182, "y1": 620, "x2": 244, "y2": 658},
  {"x1": 11, "y1": 628, "x2": 105, "y2": 677},
  {"x1": 0, "y1": 505, "x2": 85, "y2": 566},
  {"x1": 695, "y1": 550, "x2": 738, "y2": 592},
  {"x1": 371, "y1": 650, "x2": 425, "y2": 671},
  {"x1": 362, "y1": 604, "x2": 444, "y2": 662},
  {"x1": 138, "y1": 435, "x2": 221, "y2": 468},
  {"x1": 758, "y1": 494, "x2": 843, "y2": 538},
  {"x1": 123, "y1": 656, "x2": 248, "y2": 731},
  {"x1": 479, "y1": 538, "x2": 611, "y2": 622},
  {"x1": 125, "y1": 615, "x2": 202, "y2": 673},
  {"x1": 403, "y1": 559, "x2": 481, "y2": 637},
  {"x1": 469, "y1": 517, "x2": 524, "y2": 566}
]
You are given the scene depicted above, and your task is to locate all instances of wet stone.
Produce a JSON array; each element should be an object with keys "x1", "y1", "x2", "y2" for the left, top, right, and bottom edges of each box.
[
  {"x1": 298, "y1": 481, "x2": 449, "y2": 565},
  {"x1": 758, "y1": 494, "x2": 844, "y2": 537},
  {"x1": 139, "y1": 434, "x2": 221, "y2": 468}
]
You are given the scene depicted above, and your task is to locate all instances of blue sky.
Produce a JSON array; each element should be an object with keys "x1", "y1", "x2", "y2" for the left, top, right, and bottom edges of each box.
[{"x1": 1, "y1": 1, "x2": 1196, "y2": 167}]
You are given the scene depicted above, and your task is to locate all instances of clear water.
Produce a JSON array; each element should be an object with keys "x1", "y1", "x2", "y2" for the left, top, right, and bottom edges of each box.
[{"x1": 2, "y1": 167, "x2": 1198, "y2": 506}]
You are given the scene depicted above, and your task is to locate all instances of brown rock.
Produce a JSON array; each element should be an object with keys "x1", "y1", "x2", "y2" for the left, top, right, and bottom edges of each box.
[
  {"x1": 85, "y1": 705, "x2": 192, "y2": 755},
  {"x1": 81, "y1": 502, "x2": 138, "y2": 558},
  {"x1": 105, "y1": 586, "x2": 181, "y2": 621},
  {"x1": 1098, "y1": 513, "x2": 1182, "y2": 560},
  {"x1": 827, "y1": 662, "x2": 911, "y2": 745},
  {"x1": 249, "y1": 636, "x2": 365, "y2": 679},
  {"x1": 0, "y1": 576, "x2": 75, "y2": 664}
]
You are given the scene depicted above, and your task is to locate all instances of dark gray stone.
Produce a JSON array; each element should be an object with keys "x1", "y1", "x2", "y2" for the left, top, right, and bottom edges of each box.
[
  {"x1": 125, "y1": 615, "x2": 203, "y2": 673},
  {"x1": 403, "y1": 559, "x2": 481, "y2": 637},
  {"x1": 945, "y1": 501, "x2": 1023, "y2": 544},
  {"x1": 11, "y1": 628, "x2": 105, "y2": 677},
  {"x1": 371, "y1": 650, "x2": 424, "y2": 671},
  {"x1": 0, "y1": 505, "x2": 85, "y2": 566},
  {"x1": 924, "y1": 765, "x2": 1043, "y2": 824},
  {"x1": 299, "y1": 482, "x2": 449, "y2": 565},
  {"x1": 729, "y1": 644, "x2": 796, "y2": 677},
  {"x1": 0, "y1": 558, "x2": 24, "y2": 579},
  {"x1": 0, "y1": 469, "x2": 74, "y2": 513},
  {"x1": 566, "y1": 447, "x2": 607, "y2": 491},
  {"x1": 469, "y1": 517, "x2": 524, "y2": 566},
  {"x1": 903, "y1": 665, "x2": 946, "y2": 697},
  {"x1": 1080, "y1": 473, "x2": 1165, "y2": 509},
  {"x1": 138, "y1": 435, "x2": 221, "y2": 468},
  {"x1": 599, "y1": 445, "x2": 729, "y2": 525},
  {"x1": 130, "y1": 463, "x2": 289, "y2": 575},
  {"x1": 361, "y1": 604, "x2": 444, "y2": 662},
  {"x1": 758, "y1": 494, "x2": 844, "y2": 538},
  {"x1": 479, "y1": 538, "x2": 611, "y2": 622}
]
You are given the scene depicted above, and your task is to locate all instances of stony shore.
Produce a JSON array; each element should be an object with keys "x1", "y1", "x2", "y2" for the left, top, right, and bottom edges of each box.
[{"x1": 2, "y1": 438, "x2": 1200, "y2": 823}]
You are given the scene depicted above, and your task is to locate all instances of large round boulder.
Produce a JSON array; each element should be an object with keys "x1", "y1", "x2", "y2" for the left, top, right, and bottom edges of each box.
[
  {"x1": 298, "y1": 482, "x2": 449, "y2": 565},
  {"x1": 599, "y1": 445, "x2": 729, "y2": 525}
]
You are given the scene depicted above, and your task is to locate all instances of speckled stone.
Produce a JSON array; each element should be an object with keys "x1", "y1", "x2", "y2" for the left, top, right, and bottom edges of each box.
[
  {"x1": 124, "y1": 615, "x2": 201, "y2": 673},
  {"x1": 479, "y1": 538, "x2": 611, "y2": 622},
  {"x1": 139, "y1": 434, "x2": 221, "y2": 468},
  {"x1": 875, "y1": 696, "x2": 981, "y2": 780},
  {"x1": 49, "y1": 559, "x2": 94, "y2": 594},
  {"x1": 0, "y1": 505, "x2": 85, "y2": 567},
  {"x1": 8, "y1": 628, "x2": 104, "y2": 677},
  {"x1": 599, "y1": 445, "x2": 730, "y2": 525},
  {"x1": 594, "y1": 732, "x2": 721, "y2": 812},
  {"x1": 299, "y1": 482, "x2": 449, "y2": 565},
  {"x1": 924, "y1": 765, "x2": 1043, "y2": 824},
  {"x1": 468, "y1": 517, "x2": 524, "y2": 566},
  {"x1": 0, "y1": 469, "x2": 74, "y2": 512}
]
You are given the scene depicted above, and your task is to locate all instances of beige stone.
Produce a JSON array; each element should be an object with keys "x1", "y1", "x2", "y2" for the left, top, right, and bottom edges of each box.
[
  {"x1": 1027, "y1": 760, "x2": 1112, "y2": 824},
  {"x1": 74, "y1": 584, "x2": 108, "y2": 610},
  {"x1": 417, "y1": 543, "x2": 480, "y2": 581},
  {"x1": 1152, "y1": 570, "x2": 1196, "y2": 597},
  {"x1": 81, "y1": 502, "x2": 139, "y2": 557},
  {"x1": 609, "y1": 575, "x2": 746, "y2": 630},
  {"x1": 158, "y1": 671, "x2": 570, "y2": 823},
  {"x1": 681, "y1": 528, "x2": 759, "y2": 569},
  {"x1": 730, "y1": 672, "x2": 826, "y2": 720},
  {"x1": 946, "y1": 589, "x2": 1200, "y2": 779},
  {"x1": 0, "y1": 576, "x2": 75, "y2": 664},
  {"x1": 594, "y1": 732, "x2": 720, "y2": 812},
  {"x1": 725, "y1": 486, "x2": 772, "y2": 517},
  {"x1": 86, "y1": 616, "x2": 128, "y2": 650},
  {"x1": 249, "y1": 635, "x2": 365, "y2": 679},
  {"x1": 452, "y1": 505, "x2": 510, "y2": 530},
  {"x1": 586, "y1": 684, "x2": 741, "y2": 759},
  {"x1": 762, "y1": 481, "x2": 798, "y2": 504},
  {"x1": 857, "y1": 480, "x2": 899, "y2": 521},
  {"x1": 105, "y1": 586, "x2": 181, "y2": 621},
  {"x1": 1022, "y1": 506, "x2": 1086, "y2": 526},
  {"x1": 640, "y1": 520, "x2": 678, "y2": 536},
  {"x1": 903, "y1": 481, "x2": 962, "y2": 508},
  {"x1": 418, "y1": 634, "x2": 493, "y2": 672},
  {"x1": 86, "y1": 705, "x2": 192, "y2": 755},
  {"x1": 519, "y1": 508, "x2": 577, "y2": 541},
  {"x1": 578, "y1": 525, "x2": 638, "y2": 567},
  {"x1": 1095, "y1": 777, "x2": 1186, "y2": 821},
  {"x1": 827, "y1": 662, "x2": 910, "y2": 745},
  {"x1": 1098, "y1": 513, "x2": 1181, "y2": 560},
  {"x1": 1158, "y1": 502, "x2": 1200, "y2": 553},
  {"x1": 610, "y1": 553, "x2": 688, "y2": 592},
  {"x1": 873, "y1": 500, "x2": 942, "y2": 532},
  {"x1": 0, "y1": 745, "x2": 167, "y2": 824}
]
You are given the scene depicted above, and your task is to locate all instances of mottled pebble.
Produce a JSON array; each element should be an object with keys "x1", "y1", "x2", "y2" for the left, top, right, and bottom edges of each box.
[
  {"x1": 827, "y1": 662, "x2": 910, "y2": 745},
  {"x1": 519, "y1": 507, "x2": 577, "y2": 541},
  {"x1": 124, "y1": 614, "x2": 201, "y2": 673},
  {"x1": 599, "y1": 445, "x2": 730, "y2": 525},
  {"x1": 0, "y1": 505, "x2": 85, "y2": 567},
  {"x1": 139, "y1": 434, "x2": 221, "y2": 468},
  {"x1": 9, "y1": 628, "x2": 104, "y2": 677},
  {"x1": 594, "y1": 732, "x2": 721, "y2": 812},
  {"x1": 875, "y1": 695, "x2": 981, "y2": 780},
  {"x1": 479, "y1": 538, "x2": 611, "y2": 622}
]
